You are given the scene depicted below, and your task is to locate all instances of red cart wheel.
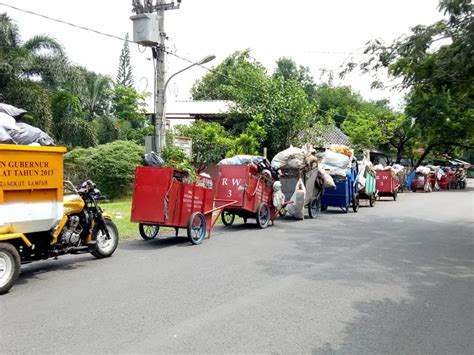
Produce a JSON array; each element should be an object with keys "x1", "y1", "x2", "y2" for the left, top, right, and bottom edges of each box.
[
  {"x1": 187, "y1": 212, "x2": 207, "y2": 245},
  {"x1": 221, "y1": 211, "x2": 235, "y2": 226},
  {"x1": 139, "y1": 224, "x2": 159, "y2": 240},
  {"x1": 256, "y1": 202, "x2": 270, "y2": 229}
]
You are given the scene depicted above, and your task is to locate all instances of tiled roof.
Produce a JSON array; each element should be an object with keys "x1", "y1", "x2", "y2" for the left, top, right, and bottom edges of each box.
[
  {"x1": 297, "y1": 125, "x2": 351, "y2": 148},
  {"x1": 320, "y1": 126, "x2": 351, "y2": 147}
]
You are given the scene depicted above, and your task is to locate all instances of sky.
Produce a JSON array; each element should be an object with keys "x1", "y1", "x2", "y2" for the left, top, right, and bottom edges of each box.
[{"x1": 1, "y1": 0, "x2": 443, "y2": 110}]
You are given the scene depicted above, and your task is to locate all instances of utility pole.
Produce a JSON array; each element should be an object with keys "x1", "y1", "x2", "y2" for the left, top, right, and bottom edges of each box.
[{"x1": 131, "y1": 0, "x2": 181, "y2": 153}]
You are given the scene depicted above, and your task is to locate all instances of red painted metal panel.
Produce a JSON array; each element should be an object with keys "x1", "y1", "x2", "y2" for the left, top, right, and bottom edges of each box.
[
  {"x1": 216, "y1": 165, "x2": 249, "y2": 207},
  {"x1": 376, "y1": 171, "x2": 398, "y2": 194},
  {"x1": 217, "y1": 164, "x2": 273, "y2": 214},
  {"x1": 131, "y1": 167, "x2": 173, "y2": 224},
  {"x1": 131, "y1": 167, "x2": 214, "y2": 230}
]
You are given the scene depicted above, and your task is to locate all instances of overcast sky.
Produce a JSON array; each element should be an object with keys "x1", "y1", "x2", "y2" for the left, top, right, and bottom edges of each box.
[{"x1": 2, "y1": 0, "x2": 443, "y2": 110}]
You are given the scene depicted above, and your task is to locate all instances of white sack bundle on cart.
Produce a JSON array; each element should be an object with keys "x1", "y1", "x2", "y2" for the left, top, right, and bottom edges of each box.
[
  {"x1": 320, "y1": 150, "x2": 351, "y2": 177},
  {"x1": 287, "y1": 178, "x2": 306, "y2": 220},
  {"x1": 271, "y1": 146, "x2": 306, "y2": 170}
]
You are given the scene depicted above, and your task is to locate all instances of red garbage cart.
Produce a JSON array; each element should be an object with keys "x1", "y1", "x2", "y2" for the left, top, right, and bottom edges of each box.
[
  {"x1": 216, "y1": 164, "x2": 276, "y2": 228},
  {"x1": 131, "y1": 167, "x2": 233, "y2": 244},
  {"x1": 376, "y1": 170, "x2": 399, "y2": 201},
  {"x1": 412, "y1": 173, "x2": 432, "y2": 192}
]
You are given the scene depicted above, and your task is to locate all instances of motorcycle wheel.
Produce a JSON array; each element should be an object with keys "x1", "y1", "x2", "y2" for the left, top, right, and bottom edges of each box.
[
  {"x1": 91, "y1": 219, "x2": 119, "y2": 258},
  {"x1": 0, "y1": 243, "x2": 20, "y2": 295}
]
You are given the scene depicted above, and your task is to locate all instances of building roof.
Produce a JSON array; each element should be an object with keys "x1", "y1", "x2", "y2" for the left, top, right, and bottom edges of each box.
[
  {"x1": 319, "y1": 126, "x2": 351, "y2": 147},
  {"x1": 166, "y1": 100, "x2": 233, "y2": 119}
]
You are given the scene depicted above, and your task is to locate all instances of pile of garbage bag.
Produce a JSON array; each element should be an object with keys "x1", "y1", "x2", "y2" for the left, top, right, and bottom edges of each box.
[
  {"x1": 0, "y1": 103, "x2": 55, "y2": 146},
  {"x1": 415, "y1": 166, "x2": 431, "y2": 175},
  {"x1": 320, "y1": 149, "x2": 352, "y2": 177},
  {"x1": 271, "y1": 145, "x2": 318, "y2": 171},
  {"x1": 219, "y1": 155, "x2": 279, "y2": 179}
]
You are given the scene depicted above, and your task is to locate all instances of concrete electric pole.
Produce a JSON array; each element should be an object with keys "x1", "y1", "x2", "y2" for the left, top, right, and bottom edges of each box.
[{"x1": 131, "y1": 0, "x2": 181, "y2": 153}]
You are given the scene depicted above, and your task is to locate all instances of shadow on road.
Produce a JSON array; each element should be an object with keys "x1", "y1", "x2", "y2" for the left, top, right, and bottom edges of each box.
[{"x1": 17, "y1": 255, "x2": 92, "y2": 287}]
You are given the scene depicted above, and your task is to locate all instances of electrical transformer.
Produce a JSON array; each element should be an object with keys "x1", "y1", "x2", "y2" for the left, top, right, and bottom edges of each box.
[{"x1": 130, "y1": 13, "x2": 160, "y2": 46}]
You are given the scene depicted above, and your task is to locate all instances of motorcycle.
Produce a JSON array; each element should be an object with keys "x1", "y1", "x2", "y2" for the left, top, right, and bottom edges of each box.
[
  {"x1": 0, "y1": 180, "x2": 119, "y2": 295},
  {"x1": 54, "y1": 180, "x2": 119, "y2": 258}
]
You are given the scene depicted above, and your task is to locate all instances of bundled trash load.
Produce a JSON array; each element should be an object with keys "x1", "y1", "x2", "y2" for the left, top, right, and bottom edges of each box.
[
  {"x1": 271, "y1": 144, "x2": 329, "y2": 219},
  {"x1": 0, "y1": 103, "x2": 55, "y2": 146},
  {"x1": 319, "y1": 145, "x2": 355, "y2": 178},
  {"x1": 219, "y1": 154, "x2": 279, "y2": 179}
]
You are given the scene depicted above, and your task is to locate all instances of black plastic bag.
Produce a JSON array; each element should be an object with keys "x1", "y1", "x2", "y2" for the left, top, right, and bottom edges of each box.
[{"x1": 144, "y1": 151, "x2": 165, "y2": 167}]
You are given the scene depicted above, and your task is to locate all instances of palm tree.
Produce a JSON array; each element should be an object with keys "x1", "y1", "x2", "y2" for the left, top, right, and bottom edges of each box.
[{"x1": 0, "y1": 13, "x2": 67, "y2": 93}]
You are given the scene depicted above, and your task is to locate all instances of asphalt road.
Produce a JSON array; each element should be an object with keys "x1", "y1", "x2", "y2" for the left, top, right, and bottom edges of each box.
[{"x1": 1, "y1": 184, "x2": 473, "y2": 354}]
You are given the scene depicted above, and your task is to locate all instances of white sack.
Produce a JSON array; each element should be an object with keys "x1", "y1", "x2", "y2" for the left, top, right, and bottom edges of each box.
[
  {"x1": 0, "y1": 103, "x2": 27, "y2": 117},
  {"x1": 271, "y1": 146, "x2": 305, "y2": 169},
  {"x1": 272, "y1": 181, "x2": 286, "y2": 210},
  {"x1": 321, "y1": 150, "x2": 350, "y2": 170},
  {"x1": 9, "y1": 122, "x2": 55, "y2": 146},
  {"x1": 318, "y1": 167, "x2": 336, "y2": 188},
  {"x1": 0, "y1": 112, "x2": 18, "y2": 130},
  {"x1": 0, "y1": 126, "x2": 15, "y2": 144},
  {"x1": 287, "y1": 178, "x2": 306, "y2": 219}
]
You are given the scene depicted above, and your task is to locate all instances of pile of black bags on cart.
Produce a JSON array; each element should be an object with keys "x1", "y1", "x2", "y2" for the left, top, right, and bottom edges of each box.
[{"x1": 0, "y1": 103, "x2": 55, "y2": 146}]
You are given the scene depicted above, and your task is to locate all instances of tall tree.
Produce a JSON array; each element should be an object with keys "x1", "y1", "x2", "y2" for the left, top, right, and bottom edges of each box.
[
  {"x1": 342, "y1": 0, "x2": 474, "y2": 166},
  {"x1": 192, "y1": 50, "x2": 314, "y2": 156},
  {"x1": 116, "y1": 33, "x2": 134, "y2": 88}
]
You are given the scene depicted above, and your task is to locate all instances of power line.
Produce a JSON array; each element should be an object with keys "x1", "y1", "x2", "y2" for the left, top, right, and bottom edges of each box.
[
  {"x1": 0, "y1": 2, "x2": 132, "y2": 43},
  {"x1": 0, "y1": 1, "x2": 365, "y2": 120}
]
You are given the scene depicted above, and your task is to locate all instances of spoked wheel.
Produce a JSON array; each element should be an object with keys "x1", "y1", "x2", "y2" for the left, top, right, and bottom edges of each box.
[
  {"x1": 352, "y1": 194, "x2": 360, "y2": 212},
  {"x1": 91, "y1": 219, "x2": 119, "y2": 258},
  {"x1": 256, "y1": 202, "x2": 270, "y2": 229},
  {"x1": 0, "y1": 243, "x2": 20, "y2": 295},
  {"x1": 308, "y1": 197, "x2": 321, "y2": 219},
  {"x1": 187, "y1": 212, "x2": 207, "y2": 245},
  {"x1": 139, "y1": 224, "x2": 160, "y2": 240},
  {"x1": 221, "y1": 211, "x2": 235, "y2": 226}
]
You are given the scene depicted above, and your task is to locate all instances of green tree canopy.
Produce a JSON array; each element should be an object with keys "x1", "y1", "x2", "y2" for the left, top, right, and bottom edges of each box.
[{"x1": 343, "y1": 0, "x2": 473, "y2": 165}]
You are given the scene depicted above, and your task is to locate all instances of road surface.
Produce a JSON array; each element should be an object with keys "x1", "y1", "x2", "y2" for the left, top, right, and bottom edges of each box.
[{"x1": 1, "y1": 185, "x2": 473, "y2": 353}]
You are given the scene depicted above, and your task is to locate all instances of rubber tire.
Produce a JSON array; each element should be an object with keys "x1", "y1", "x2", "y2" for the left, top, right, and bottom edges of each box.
[
  {"x1": 352, "y1": 194, "x2": 360, "y2": 213},
  {"x1": 221, "y1": 211, "x2": 235, "y2": 226},
  {"x1": 0, "y1": 243, "x2": 20, "y2": 295},
  {"x1": 91, "y1": 219, "x2": 119, "y2": 258},
  {"x1": 139, "y1": 224, "x2": 160, "y2": 240},
  {"x1": 187, "y1": 212, "x2": 207, "y2": 245},
  {"x1": 256, "y1": 202, "x2": 270, "y2": 229},
  {"x1": 393, "y1": 190, "x2": 398, "y2": 201},
  {"x1": 308, "y1": 197, "x2": 321, "y2": 219},
  {"x1": 369, "y1": 194, "x2": 376, "y2": 207}
]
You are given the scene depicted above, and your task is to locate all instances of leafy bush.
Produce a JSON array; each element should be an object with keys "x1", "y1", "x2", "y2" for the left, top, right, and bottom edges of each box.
[
  {"x1": 65, "y1": 140, "x2": 143, "y2": 199},
  {"x1": 162, "y1": 145, "x2": 196, "y2": 180}
]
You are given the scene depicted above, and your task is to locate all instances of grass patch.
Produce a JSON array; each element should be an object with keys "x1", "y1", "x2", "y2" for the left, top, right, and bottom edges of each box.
[{"x1": 100, "y1": 197, "x2": 137, "y2": 240}]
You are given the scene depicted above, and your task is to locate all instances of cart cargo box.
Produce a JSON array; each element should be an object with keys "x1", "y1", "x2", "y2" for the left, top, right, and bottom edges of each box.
[{"x1": 0, "y1": 144, "x2": 67, "y2": 234}]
